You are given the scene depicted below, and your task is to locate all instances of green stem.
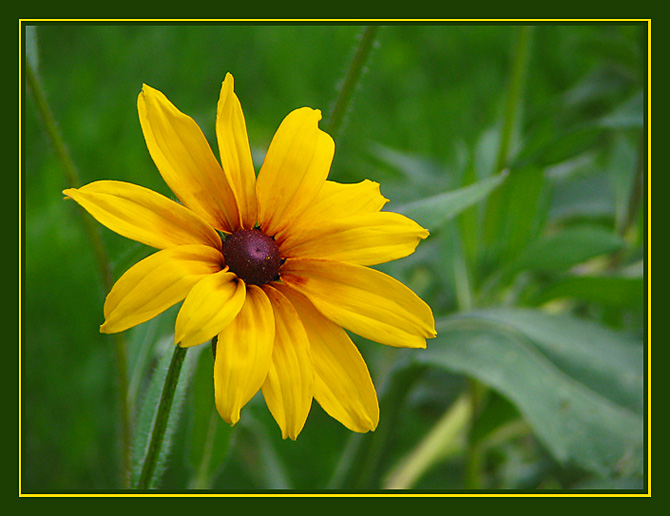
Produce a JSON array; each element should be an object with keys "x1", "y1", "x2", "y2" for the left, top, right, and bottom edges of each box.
[
  {"x1": 493, "y1": 25, "x2": 534, "y2": 175},
  {"x1": 325, "y1": 25, "x2": 379, "y2": 141},
  {"x1": 465, "y1": 378, "x2": 488, "y2": 489},
  {"x1": 452, "y1": 228, "x2": 473, "y2": 312},
  {"x1": 482, "y1": 26, "x2": 534, "y2": 247},
  {"x1": 189, "y1": 408, "x2": 220, "y2": 489},
  {"x1": 622, "y1": 129, "x2": 646, "y2": 238},
  {"x1": 383, "y1": 392, "x2": 472, "y2": 489},
  {"x1": 25, "y1": 60, "x2": 132, "y2": 485},
  {"x1": 608, "y1": 130, "x2": 645, "y2": 271},
  {"x1": 25, "y1": 61, "x2": 113, "y2": 288},
  {"x1": 136, "y1": 345, "x2": 188, "y2": 490}
]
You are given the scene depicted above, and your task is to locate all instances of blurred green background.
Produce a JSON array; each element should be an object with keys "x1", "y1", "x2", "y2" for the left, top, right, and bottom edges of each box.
[{"x1": 23, "y1": 23, "x2": 646, "y2": 492}]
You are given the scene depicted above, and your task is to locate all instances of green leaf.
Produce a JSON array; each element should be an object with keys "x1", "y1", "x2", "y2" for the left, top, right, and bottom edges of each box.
[
  {"x1": 481, "y1": 166, "x2": 546, "y2": 265},
  {"x1": 513, "y1": 225, "x2": 625, "y2": 273},
  {"x1": 597, "y1": 92, "x2": 643, "y2": 129},
  {"x1": 530, "y1": 274, "x2": 644, "y2": 309},
  {"x1": 549, "y1": 173, "x2": 617, "y2": 221},
  {"x1": 369, "y1": 143, "x2": 446, "y2": 186},
  {"x1": 419, "y1": 308, "x2": 643, "y2": 476},
  {"x1": 473, "y1": 308, "x2": 644, "y2": 414},
  {"x1": 397, "y1": 171, "x2": 507, "y2": 232},
  {"x1": 518, "y1": 124, "x2": 604, "y2": 170},
  {"x1": 187, "y1": 346, "x2": 235, "y2": 489}
]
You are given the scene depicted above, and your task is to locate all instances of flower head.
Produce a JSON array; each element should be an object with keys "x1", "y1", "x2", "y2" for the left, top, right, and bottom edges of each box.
[{"x1": 64, "y1": 73, "x2": 436, "y2": 439}]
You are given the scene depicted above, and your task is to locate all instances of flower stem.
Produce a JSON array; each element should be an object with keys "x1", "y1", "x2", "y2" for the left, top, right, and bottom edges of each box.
[
  {"x1": 325, "y1": 25, "x2": 379, "y2": 141},
  {"x1": 136, "y1": 345, "x2": 188, "y2": 490},
  {"x1": 25, "y1": 59, "x2": 132, "y2": 485}
]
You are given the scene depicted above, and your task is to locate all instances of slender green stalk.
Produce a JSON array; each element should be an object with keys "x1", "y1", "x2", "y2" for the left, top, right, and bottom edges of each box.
[
  {"x1": 453, "y1": 229, "x2": 473, "y2": 313},
  {"x1": 469, "y1": 26, "x2": 534, "y2": 487},
  {"x1": 493, "y1": 25, "x2": 534, "y2": 176},
  {"x1": 136, "y1": 345, "x2": 188, "y2": 489},
  {"x1": 325, "y1": 25, "x2": 379, "y2": 141},
  {"x1": 465, "y1": 378, "x2": 488, "y2": 489},
  {"x1": 26, "y1": 60, "x2": 132, "y2": 485},
  {"x1": 622, "y1": 130, "x2": 646, "y2": 237},
  {"x1": 454, "y1": 228, "x2": 487, "y2": 488},
  {"x1": 189, "y1": 409, "x2": 222, "y2": 489},
  {"x1": 25, "y1": 61, "x2": 112, "y2": 289},
  {"x1": 608, "y1": 130, "x2": 645, "y2": 271},
  {"x1": 383, "y1": 392, "x2": 472, "y2": 489},
  {"x1": 482, "y1": 26, "x2": 534, "y2": 247}
]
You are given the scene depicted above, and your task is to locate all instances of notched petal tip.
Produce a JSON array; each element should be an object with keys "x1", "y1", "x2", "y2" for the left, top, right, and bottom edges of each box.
[
  {"x1": 222, "y1": 72, "x2": 234, "y2": 89},
  {"x1": 138, "y1": 84, "x2": 154, "y2": 103},
  {"x1": 256, "y1": 106, "x2": 335, "y2": 237},
  {"x1": 290, "y1": 106, "x2": 324, "y2": 126},
  {"x1": 140, "y1": 83, "x2": 156, "y2": 94}
]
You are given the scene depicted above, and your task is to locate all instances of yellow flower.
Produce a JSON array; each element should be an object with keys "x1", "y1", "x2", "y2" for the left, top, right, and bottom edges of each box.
[{"x1": 64, "y1": 73, "x2": 436, "y2": 439}]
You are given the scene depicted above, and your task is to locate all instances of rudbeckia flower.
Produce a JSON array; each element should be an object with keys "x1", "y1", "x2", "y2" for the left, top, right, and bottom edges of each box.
[{"x1": 64, "y1": 73, "x2": 436, "y2": 439}]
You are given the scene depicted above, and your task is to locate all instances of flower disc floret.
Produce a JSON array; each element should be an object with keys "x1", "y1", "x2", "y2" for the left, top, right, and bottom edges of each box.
[{"x1": 223, "y1": 229, "x2": 281, "y2": 285}]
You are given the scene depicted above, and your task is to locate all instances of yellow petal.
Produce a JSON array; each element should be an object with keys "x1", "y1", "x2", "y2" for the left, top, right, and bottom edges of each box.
[
  {"x1": 138, "y1": 84, "x2": 241, "y2": 232},
  {"x1": 101, "y1": 245, "x2": 224, "y2": 334},
  {"x1": 256, "y1": 107, "x2": 335, "y2": 239},
  {"x1": 278, "y1": 285, "x2": 379, "y2": 433},
  {"x1": 175, "y1": 269, "x2": 246, "y2": 347},
  {"x1": 297, "y1": 179, "x2": 388, "y2": 222},
  {"x1": 216, "y1": 73, "x2": 258, "y2": 230},
  {"x1": 277, "y1": 179, "x2": 389, "y2": 249},
  {"x1": 281, "y1": 259, "x2": 436, "y2": 348},
  {"x1": 260, "y1": 285, "x2": 314, "y2": 440},
  {"x1": 214, "y1": 285, "x2": 275, "y2": 425},
  {"x1": 63, "y1": 181, "x2": 221, "y2": 250},
  {"x1": 282, "y1": 212, "x2": 429, "y2": 266}
]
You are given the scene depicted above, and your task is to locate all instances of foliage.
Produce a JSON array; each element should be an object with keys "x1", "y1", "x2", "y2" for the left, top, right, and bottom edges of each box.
[{"x1": 23, "y1": 22, "x2": 646, "y2": 492}]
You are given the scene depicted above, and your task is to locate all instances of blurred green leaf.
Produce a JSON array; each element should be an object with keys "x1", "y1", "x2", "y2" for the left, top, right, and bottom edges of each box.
[
  {"x1": 515, "y1": 124, "x2": 604, "y2": 170},
  {"x1": 549, "y1": 173, "x2": 617, "y2": 221},
  {"x1": 397, "y1": 171, "x2": 507, "y2": 232},
  {"x1": 597, "y1": 92, "x2": 643, "y2": 129},
  {"x1": 187, "y1": 346, "x2": 234, "y2": 489},
  {"x1": 482, "y1": 166, "x2": 547, "y2": 266},
  {"x1": 513, "y1": 225, "x2": 625, "y2": 273},
  {"x1": 472, "y1": 308, "x2": 643, "y2": 414},
  {"x1": 419, "y1": 308, "x2": 643, "y2": 477},
  {"x1": 530, "y1": 274, "x2": 643, "y2": 309},
  {"x1": 367, "y1": 143, "x2": 452, "y2": 201}
]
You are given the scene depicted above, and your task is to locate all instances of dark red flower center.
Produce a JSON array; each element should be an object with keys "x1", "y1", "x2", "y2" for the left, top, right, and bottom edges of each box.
[{"x1": 222, "y1": 229, "x2": 281, "y2": 285}]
